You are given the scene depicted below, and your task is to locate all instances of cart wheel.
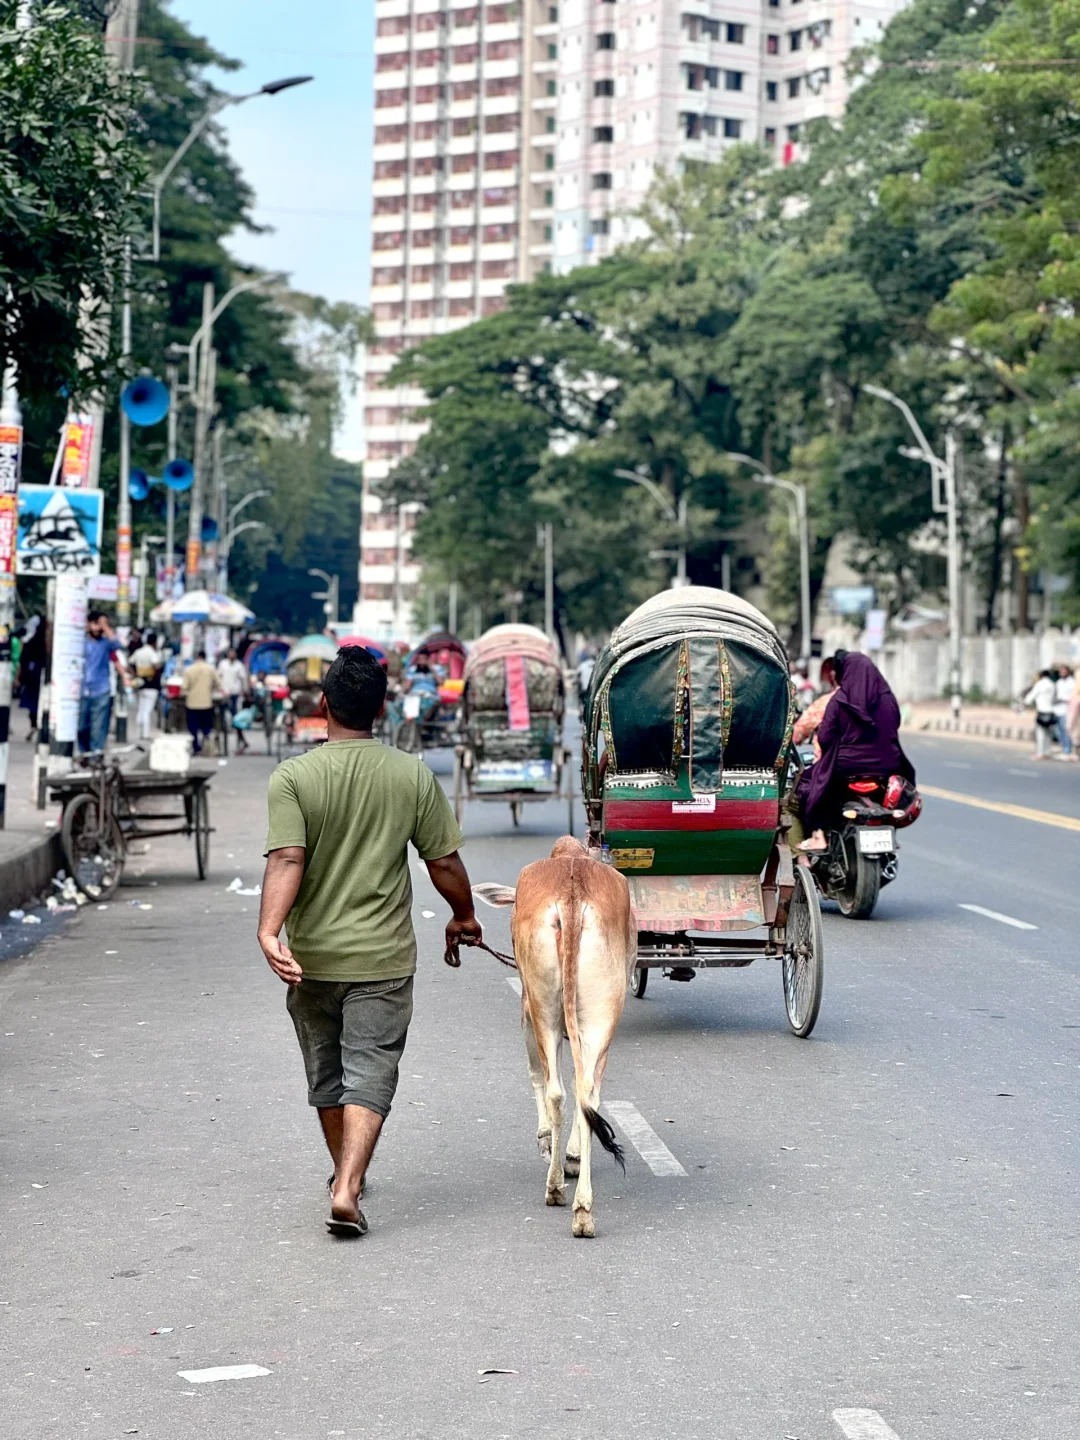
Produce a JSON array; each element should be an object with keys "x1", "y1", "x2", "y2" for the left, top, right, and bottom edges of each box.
[
  {"x1": 397, "y1": 719, "x2": 420, "y2": 755},
  {"x1": 62, "y1": 793, "x2": 125, "y2": 900},
  {"x1": 510, "y1": 800, "x2": 523, "y2": 827},
  {"x1": 782, "y1": 864, "x2": 824, "y2": 1037},
  {"x1": 194, "y1": 786, "x2": 211, "y2": 880},
  {"x1": 631, "y1": 964, "x2": 648, "y2": 999},
  {"x1": 566, "y1": 775, "x2": 576, "y2": 836},
  {"x1": 452, "y1": 752, "x2": 465, "y2": 826}
]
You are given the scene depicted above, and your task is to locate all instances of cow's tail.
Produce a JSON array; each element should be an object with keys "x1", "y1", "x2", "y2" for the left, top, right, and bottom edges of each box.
[
  {"x1": 582, "y1": 1104, "x2": 625, "y2": 1172},
  {"x1": 556, "y1": 865, "x2": 625, "y2": 1173}
]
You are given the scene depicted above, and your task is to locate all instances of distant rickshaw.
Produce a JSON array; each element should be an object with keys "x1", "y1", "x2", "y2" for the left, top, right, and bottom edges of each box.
[
  {"x1": 278, "y1": 634, "x2": 339, "y2": 757},
  {"x1": 394, "y1": 631, "x2": 468, "y2": 754},
  {"x1": 453, "y1": 623, "x2": 571, "y2": 829},
  {"x1": 244, "y1": 637, "x2": 292, "y2": 750}
]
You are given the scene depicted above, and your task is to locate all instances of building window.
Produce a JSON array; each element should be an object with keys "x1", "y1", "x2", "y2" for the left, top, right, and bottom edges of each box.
[
  {"x1": 765, "y1": 80, "x2": 777, "y2": 102},
  {"x1": 449, "y1": 298, "x2": 474, "y2": 317},
  {"x1": 593, "y1": 125, "x2": 614, "y2": 143},
  {"x1": 764, "y1": 126, "x2": 776, "y2": 144},
  {"x1": 787, "y1": 76, "x2": 801, "y2": 98},
  {"x1": 451, "y1": 43, "x2": 479, "y2": 63},
  {"x1": 724, "y1": 69, "x2": 743, "y2": 91},
  {"x1": 591, "y1": 217, "x2": 610, "y2": 236},
  {"x1": 544, "y1": 151, "x2": 554, "y2": 169},
  {"x1": 451, "y1": 154, "x2": 475, "y2": 175},
  {"x1": 596, "y1": 31, "x2": 615, "y2": 50},
  {"x1": 766, "y1": 33, "x2": 779, "y2": 54},
  {"x1": 547, "y1": 78, "x2": 557, "y2": 95},
  {"x1": 547, "y1": 42, "x2": 557, "y2": 58},
  {"x1": 704, "y1": 65, "x2": 719, "y2": 88},
  {"x1": 414, "y1": 120, "x2": 439, "y2": 139},
  {"x1": 545, "y1": 114, "x2": 556, "y2": 132},
  {"x1": 702, "y1": 115, "x2": 717, "y2": 137},
  {"x1": 373, "y1": 231, "x2": 404, "y2": 251},
  {"x1": 543, "y1": 224, "x2": 552, "y2": 241},
  {"x1": 787, "y1": 122, "x2": 800, "y2": 141},
  {"x1": 482, "y1": 259, "x2": 514, "y2": 278},
  {"x1": 486, "y1": 75, "x2": 517, "y2": 97},
  {"x1": 486, "y1": 39, "x2": 520, "y2": 60},
  {"x1": 686, "y1": 65, "x2": 702, "y2": 91},
  {"x1": 413, "y1": 84, "x2": 445, "y2": 103},
  {"x1": 683, "y1": 112, "x2": 702, "y2": 140},
  {"x1": 485, "y1": 113, "x2": 516, "y2": 133},
  {"x1": 789, "y1": 29, "x2": 802, "y2": 51},
  {"x1": 450, "y1": 225, "x2": 474, "y2": 243},
  {"x1": 453, "y1": 80, "x2": 479, "y2": 100},
  {"x1": 453, "y1": 6, "x2": 478, "y2": 24},
  {"x1": 485, "y1": 150, "x2": 519, "y2": 171},
  {"x1": 723, "y1": 117, "x2": 741, "y2": 139},
  {"x1": 450, "y1": 262, "x2": 473, "y2": 280},
  {"x1": 725, "y1": 23, "x2": 745, "y2": 44},
  {"x1": 481, "y1": 297, "x2": 505, "y2": 316},
  {"x1": 375, "y1": 88, "x2": 408, "y2": 109},
  {"x1": 548, "y1": 4, "x2": 558, "y2": 18},
  {"x1": 768, "y1": 0, "x2": 779, "y2": 7},
  {"x1": 591, "y1": 171, "x2": 613, "y2": 189},
  {"x1": 374, "y1": 196, "x2": 406, "y2": 215},
  {"x1": 372, "y1": 266, "x2": 404, "y2": 287},
  {"x1": 376, "y1": 15, "x2": 410, "y2": 35},
  {"x1": 410, "y1": 264, "x2": 434, "y2": 283},
  {"x1": 595, "y1": 78, "x2": 615, "y2": 97},
  {"x1": 544, "y1": 187, "x2": 554, "y2": 205}
]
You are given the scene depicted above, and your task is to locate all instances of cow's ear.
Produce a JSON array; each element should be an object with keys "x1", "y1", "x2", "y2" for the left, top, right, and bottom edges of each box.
[{"x1": 472, "y1": 883, "x2": 517, "y2": 908}]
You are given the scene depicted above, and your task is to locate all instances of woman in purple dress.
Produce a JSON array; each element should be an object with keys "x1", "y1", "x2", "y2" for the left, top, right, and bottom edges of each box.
[{"x1": 799, "y1": 651, "x2": 915, "y2": 852}]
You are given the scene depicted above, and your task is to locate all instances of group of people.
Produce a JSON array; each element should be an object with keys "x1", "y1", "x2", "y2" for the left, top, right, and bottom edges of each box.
[{"x1": 1023, "y1": 664, "x2": 1078, "y2": 761}]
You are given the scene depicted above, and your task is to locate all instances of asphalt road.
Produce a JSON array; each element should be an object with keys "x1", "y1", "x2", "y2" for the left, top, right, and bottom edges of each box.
[{"x1": 1, "y1": 732, "x2": 1077, "y2": 1440}]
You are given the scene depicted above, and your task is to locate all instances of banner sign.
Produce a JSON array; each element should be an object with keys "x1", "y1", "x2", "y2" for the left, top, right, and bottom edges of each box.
[
  {"x1": 60, "y1": 414, "x2": 96, "y2": 489},
  {"x1": 0, "y1": 423, "x2": 23, "y2": 595},
  {"x1": 87, "y1": 574, "x2": 140, "y2": 603},
  {"x1": 52, "y1": 575, "x2": 88, "y2": 744},
  {"x1": 16, "y1": 484, "x2": 103, "y2": 576}
]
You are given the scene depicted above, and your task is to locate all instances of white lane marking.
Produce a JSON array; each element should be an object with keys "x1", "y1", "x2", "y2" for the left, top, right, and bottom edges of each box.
[
  {"x1": 833, "y1": 1411, "x2": 901, "y2": 1440},
  {"x1": 177, "y1": 1364, "x2": 270, "y2": 1384},
  {"x1": 943, "y1": 760, "x2": 973, "y2": 770},
  {"x1": 959, "y1": 903, "x2": 1038, "y2": 931},
  {"x1": 506, "y1": 975, "x2": 522, "y2": 996},
  {"x1": 1008, "y1": 767, "x2": 1039, "y2": 778},
  {"x1": 605, "y1": 1101, "x2": 687, "y2": 1177}
]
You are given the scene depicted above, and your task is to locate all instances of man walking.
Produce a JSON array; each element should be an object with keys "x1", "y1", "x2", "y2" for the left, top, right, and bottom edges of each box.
[
  {"x1": 216, "y1": 647, "x2": 248, "y2": 715},
  {"x1": 79, "y1": 610, "x2": 123, "y2": 753},
  {"x1": 181, "y1": 650, "x2": 218, "y2": 754},
  {"x1": 258, "y1": 647, "x2": 482, "y2": 1237}
]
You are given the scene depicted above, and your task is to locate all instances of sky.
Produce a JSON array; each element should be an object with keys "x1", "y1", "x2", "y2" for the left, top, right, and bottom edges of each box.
[{"x1": 170, "y1": 0, "x2": 375, "y2": 455}]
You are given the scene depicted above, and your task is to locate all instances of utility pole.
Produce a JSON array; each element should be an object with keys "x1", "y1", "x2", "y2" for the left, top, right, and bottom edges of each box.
[
  {"x1": 0, "y1": 360, "x2": 23, "y2": 829},
  {"x1": 164, "y1": 363, "x2": 178, "y2": 596},
  {"x1": 448, "y1": 580, "x2": 458, "y2": 635},
  {"x1": 186, "y1": 282, "x2": 214, "y2": 586},
  {"x1": 538, "y1": 523, "x2": 555, "y2": 643}
]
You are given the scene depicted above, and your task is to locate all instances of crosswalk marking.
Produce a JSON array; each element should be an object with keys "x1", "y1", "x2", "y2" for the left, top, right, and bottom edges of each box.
[
  {"x1": 833, "y1": 1409, "x2": 902, "y2": 1440},
  {"x1": 605, "y1": 1101, "x2": 687, "y2": 1177}
]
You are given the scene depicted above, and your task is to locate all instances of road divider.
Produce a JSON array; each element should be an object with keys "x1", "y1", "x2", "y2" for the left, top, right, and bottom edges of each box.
[
  {"x1": 605, "y1": 1100, "x2": 687, "y2": 1177},
  {"x1": 920, "y1": 783, "x2": 1080, "y2": 834},
  {"x1": 959, "y1": 903, "x2": 1038, "y2": 931}
]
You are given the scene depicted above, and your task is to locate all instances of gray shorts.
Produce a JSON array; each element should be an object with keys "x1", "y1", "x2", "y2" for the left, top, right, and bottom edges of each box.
[{"x1": 286, "y1": 975, "x2": 414, "y2": 1116}]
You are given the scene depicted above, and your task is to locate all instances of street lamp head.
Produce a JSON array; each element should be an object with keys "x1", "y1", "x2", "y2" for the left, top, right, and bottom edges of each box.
[{"x1": 261, "y1": 75, "x2": 314, "y2": 96}]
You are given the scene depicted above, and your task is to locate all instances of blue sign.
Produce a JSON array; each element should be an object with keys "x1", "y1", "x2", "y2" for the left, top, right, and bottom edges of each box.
[{"x1": 17, "y1": 485, "x2": 103, "y2": 576}]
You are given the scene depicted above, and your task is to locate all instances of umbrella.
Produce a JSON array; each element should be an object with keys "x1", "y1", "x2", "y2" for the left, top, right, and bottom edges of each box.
[{"x1": 149, "y1": 589, "x2": 255, "y2": 627}]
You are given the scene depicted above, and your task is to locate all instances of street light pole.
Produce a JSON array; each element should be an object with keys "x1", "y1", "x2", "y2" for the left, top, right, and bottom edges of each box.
[
  {"x1": 614, "y1": 469, "x2": 689, "y2": 589},
  {"x1": 864, "y1": 383, "x2": 963, "y2": 720},
  {"x1": 309, "y1": 567, "x2": 339, "y2": 627},
  {"x1": 725, "y1": 453, "x2": 812, "y2": 661}
]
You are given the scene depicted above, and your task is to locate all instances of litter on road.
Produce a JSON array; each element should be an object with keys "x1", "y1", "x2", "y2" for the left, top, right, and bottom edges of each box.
[{"x1": 176, "y1": 1364, "x2": 270, "y2": 1384}]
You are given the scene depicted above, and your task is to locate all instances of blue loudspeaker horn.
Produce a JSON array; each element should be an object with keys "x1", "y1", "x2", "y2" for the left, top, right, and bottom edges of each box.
[
  {"x1": 121, "y1": 375, "x2": 170, "y2": 428},
  {"x1": 129, "y1": 469, "x2": 150, "y2": 501},
  {"x1": 163, "y1": 458, "x2": 194, "y2": 492},
  {"x1": 201, "y1": 516, "x2": 219, "y2": 543}
]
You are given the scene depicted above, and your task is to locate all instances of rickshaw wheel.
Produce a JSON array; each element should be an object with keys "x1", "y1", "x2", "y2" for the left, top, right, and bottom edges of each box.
[
  {"x1": 397, "y1": 719, "x2": 420, "y2": 755},
  {"x1": 782, "y1": 864, "x2": 824, "y2": 1037},
  {"x1": 510, "y1": 800, "x2": 523, "y2": 827},
  {"x1": 452, "y1": 752, "x2": 465, "y2": 825},
  {"x1": 194, "y1": 786, "x2": 211, "y2": 880},
  {"x1": 630, "y1": 964, "x2": 648, "y2": 999}
]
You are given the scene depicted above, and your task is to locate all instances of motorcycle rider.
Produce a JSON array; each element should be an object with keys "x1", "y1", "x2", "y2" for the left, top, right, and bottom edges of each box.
[{"x1": 798, "y1": 651, "x2": 915, "y2": 853}]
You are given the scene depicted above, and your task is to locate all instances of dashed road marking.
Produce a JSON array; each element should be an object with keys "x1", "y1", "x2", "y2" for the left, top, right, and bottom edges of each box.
[
  {"x1": 833, "y1": 1410, "x2": 902, "y2": 1440},
  {"x1": 506, "y1": 975, "x2": 522, "y2": 996},
  {"x1": 920, "y1": 783, "x2": 1080, "y2": 833},
  {"x1": 177, "y1": 1365, "x2": 270, "y2": 1384},
  {"x1": 605, "y1": 1101, "x2": 687, "y2": 1177},
  {"x1": 959, "y1": 903, "x2": 1038, "y2": 932},
  {"x1": 1007, "y1": 767, "x2": 1039, "y2": 778},
  {"x1": 942, "y1": 760, "x2": 973, "y2": 770}
]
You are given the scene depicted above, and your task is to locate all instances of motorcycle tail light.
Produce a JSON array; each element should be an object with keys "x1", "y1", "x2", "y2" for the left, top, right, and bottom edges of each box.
[
  {"x1": 848, "y1": 780, "x2": 878, "y2": 794},
  {"x1": 882, "y1": 774, "x2": 905, "y2": 809}
]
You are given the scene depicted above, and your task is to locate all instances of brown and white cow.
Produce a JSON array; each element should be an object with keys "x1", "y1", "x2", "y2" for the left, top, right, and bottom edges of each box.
[{"x1": 475, "y1": 836, "x2": 637, "y2": 1238}]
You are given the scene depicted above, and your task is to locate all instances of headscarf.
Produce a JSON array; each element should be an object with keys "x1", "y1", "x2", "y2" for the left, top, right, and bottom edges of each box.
[{"x1": 833, "y1": 651, "x2": 893, "y2": 731}]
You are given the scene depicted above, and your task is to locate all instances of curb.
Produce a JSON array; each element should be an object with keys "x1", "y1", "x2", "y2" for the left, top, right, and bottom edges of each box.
[
  {"x1": 0, "y1": 834, "x2": 64, "y2": 916},
  {"x1": 912, "y1": 716, "x2": 1032, "y2": 744}
]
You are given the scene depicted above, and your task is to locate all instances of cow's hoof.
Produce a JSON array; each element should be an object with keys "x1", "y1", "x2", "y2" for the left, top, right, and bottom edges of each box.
[
  {"x1": 546, "y1": 1186, "x2": 567, "y2": 1207},
  {"x1": 572, "y1": 1210, "x2": 595, "y2": 1238},
  {"x1": 564, "y1": 1153, "x2": 580, "y2": 1178},
  {"x1": 537, "y1": 1130, "x2": 552, "y2": 1160}
]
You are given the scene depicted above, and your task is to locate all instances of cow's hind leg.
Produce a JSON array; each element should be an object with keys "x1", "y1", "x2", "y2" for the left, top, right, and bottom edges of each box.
[
  {"x1": 535, "y1": 1023, "x2": 566, "y2": 1207},
  {"x1": 522, "y1": 1005, "x2": 551, "y2": 1160},
  {"x1": 571, "y1": 1042, "x2": 623, "y2": 1238},
  {"x1": 565, "y1": 1107, "x2": 581, "y2": 1178}
]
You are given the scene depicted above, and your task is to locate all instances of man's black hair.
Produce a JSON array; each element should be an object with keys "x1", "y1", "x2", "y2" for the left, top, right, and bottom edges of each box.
[
  {"x1": 88, "y1": 609, "x2": 106, "y2": 624},
  {"x1": 323, "y1": 646, "x2": 388, "y2": 731},
  {"x1": 196, "y1": 649, "x2": 207, "y2": 660}
]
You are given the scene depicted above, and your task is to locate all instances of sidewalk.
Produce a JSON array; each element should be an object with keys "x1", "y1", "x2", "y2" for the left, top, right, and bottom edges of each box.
[
  {"x1": 906, "y1": 699, "x2": 1035, "y2": 745},
  {"x1": 0, "y1": 733, "x2": 64, "y2": 913}
]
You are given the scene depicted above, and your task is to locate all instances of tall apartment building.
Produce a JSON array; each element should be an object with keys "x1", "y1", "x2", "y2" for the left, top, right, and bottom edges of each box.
[
  {"x1": 553, "y1": 0, "x2": 908, "y2": 271},
  {"x1": 355, "y1": 0, "x2": 909, "y2": 636},
  {"x1": 357, "y1": 0, "x2": 558, "y2": 638}
]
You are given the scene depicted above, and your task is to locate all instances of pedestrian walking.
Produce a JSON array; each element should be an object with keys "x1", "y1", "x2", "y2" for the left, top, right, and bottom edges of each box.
[
  {"x1": 78, "y1": 611, "x2": 125, "y2": 753},
  {"x1": 181, "y1": 650, "x2": 219, "y2": 755},
  {"x1": 16, "y1": 615, "x2": 46, "y2": 741},
  {"x1": 1024, "y1": 669, "x2": 1058, "y2": 760},
  {"x1": 216, "y1": 646, "x2": 248, "y2": 715},
  {"x1": 130, "y1": 629, "x2": 164, "y2": 740},
  {"x1": 1054, "y1": 664, "x2": 1076, "y2": 760},
  {"x1": 257, "y1": 646, "x2": 482, "y2": 1238}
]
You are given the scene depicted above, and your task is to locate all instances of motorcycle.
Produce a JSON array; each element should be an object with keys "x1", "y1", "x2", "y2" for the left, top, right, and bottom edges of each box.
[{"x1": 797, "y1": 746, "x2": 922, "y2": 919}]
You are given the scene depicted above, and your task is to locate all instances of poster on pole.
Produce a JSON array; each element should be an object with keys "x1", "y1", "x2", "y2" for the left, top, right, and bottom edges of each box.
[
  {"x1": 52, "y1": 575, "x2": 88, "y2": 744},
  {"x1": 16, "y1": 485, "x2": 103, "y2": 576},
  {"x1": 59, "y1": 415, "x2": 96, "y2": 489},
  {"x1": 0, "y1": 422, "x2": 23, "y2": 606}
]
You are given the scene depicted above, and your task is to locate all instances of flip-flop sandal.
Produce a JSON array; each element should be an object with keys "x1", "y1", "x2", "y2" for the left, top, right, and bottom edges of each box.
[
  {"x1": 327, "y1": 1173, "x2": 365, "y2": 1198},
  {"x1": 326, "y1": 1208, "x2": 368, "y2": 1239}
]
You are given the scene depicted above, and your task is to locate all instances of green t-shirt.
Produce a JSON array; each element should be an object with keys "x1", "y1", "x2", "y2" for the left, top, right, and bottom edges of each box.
[{"x1": 264, "y1": 739, "x2": 463, "y2": 981}]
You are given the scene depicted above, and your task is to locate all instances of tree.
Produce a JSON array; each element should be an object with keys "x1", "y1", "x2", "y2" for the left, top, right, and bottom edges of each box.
[{"x1": 0, "y1": 1, "x2": 145, "y2": 408}]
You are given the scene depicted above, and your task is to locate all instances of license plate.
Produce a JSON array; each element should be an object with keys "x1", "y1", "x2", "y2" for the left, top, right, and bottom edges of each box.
[{"x1": 859, "y1": 828, "x2": 894, "y2": 854}]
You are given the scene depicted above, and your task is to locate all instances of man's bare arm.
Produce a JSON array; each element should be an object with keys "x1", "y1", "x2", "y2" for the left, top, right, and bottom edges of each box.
[
  {"x1": 425, "y1": 851, "x2": 483, "y2": 961},
  {"x1": 258, "y1": 847, "x2": 306, "y2": 984}
]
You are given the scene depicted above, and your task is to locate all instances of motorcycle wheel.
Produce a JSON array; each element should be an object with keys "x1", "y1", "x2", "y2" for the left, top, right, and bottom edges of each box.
[{"x1": 836, "y1": 839, "x2": 881, "y2": 919}]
